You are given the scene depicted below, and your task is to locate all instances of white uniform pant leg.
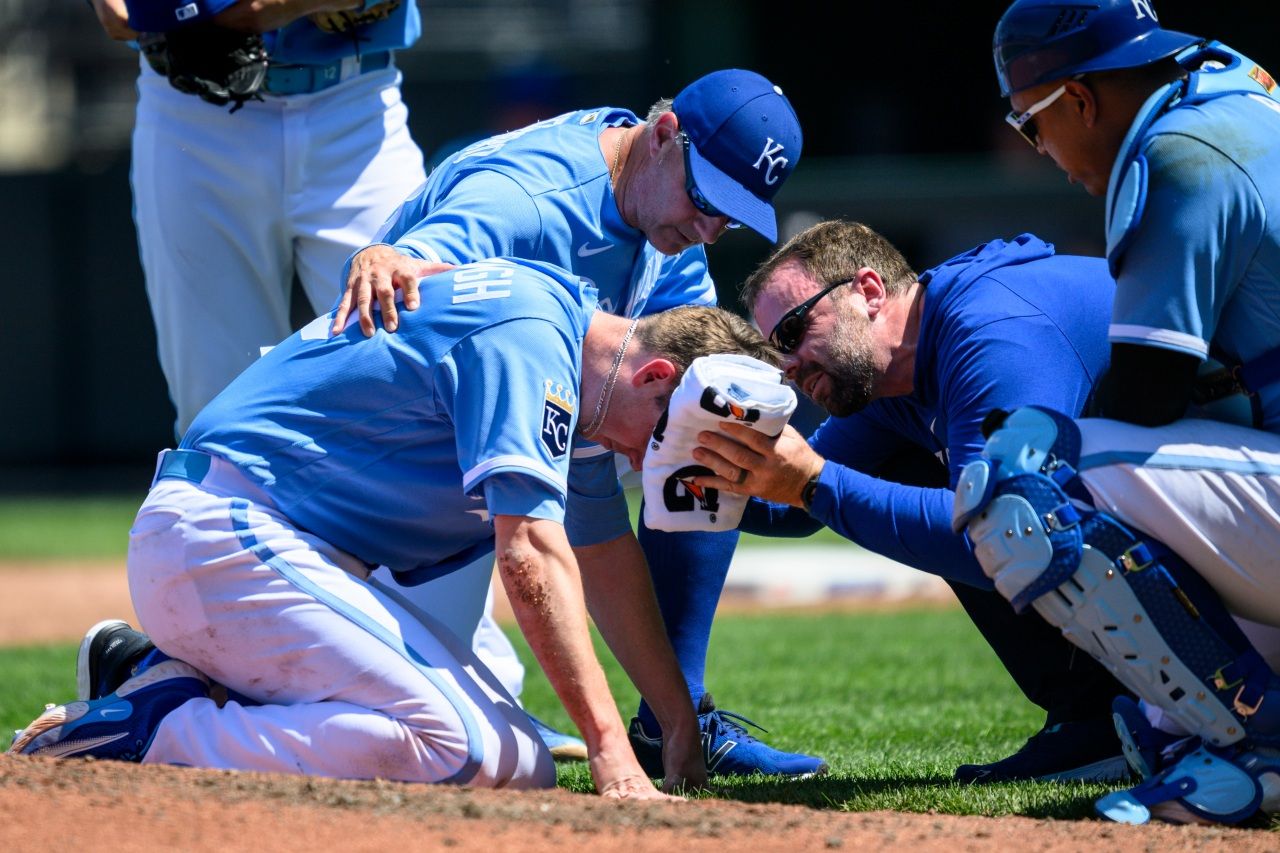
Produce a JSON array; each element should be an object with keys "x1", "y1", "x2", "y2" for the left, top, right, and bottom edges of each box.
[
  {"x1": 1076, "y1": 417, "x2": 1280, "y2": 627},
  {"x1": 370, "y1": 555, "x2": 528, "y2": 702},
  {"x1": 287, "y1": 67, "x2": 427, "y2": 317},
  {"x1": 131, "y1": 65, "x2": 295, "y2": 435},
  {"x1": 127, "y1": 477, "x2": 554, "y2": 788},
  {"x1": 473, "y1": 582, "x2": 527, "y2": 702}
]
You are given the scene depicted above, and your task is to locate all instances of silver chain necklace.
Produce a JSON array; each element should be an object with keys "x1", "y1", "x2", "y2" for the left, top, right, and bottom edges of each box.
[{"x1": 579, "y1": 317, "x2": 639, "y2": 440}]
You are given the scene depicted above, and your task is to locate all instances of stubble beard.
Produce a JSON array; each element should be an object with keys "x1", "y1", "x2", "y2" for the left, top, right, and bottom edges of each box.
[{"x1": 814, "y1": 311, "x2": 877, "y2": 418}]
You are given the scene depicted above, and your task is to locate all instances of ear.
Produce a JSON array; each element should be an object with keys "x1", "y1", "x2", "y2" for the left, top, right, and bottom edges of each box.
[
  {"x1": 650, "y1": 111, "x2": 680, "y2": 151},
  {"x1": 1064, "y1": 78, "x2": 1098, "y2": 127},
  {"x1": 850, "y1": 267, "x2": 886, "y2": 317},
  {"x1": 631, "y1": 357, "x2": 678, "y2": 387}
]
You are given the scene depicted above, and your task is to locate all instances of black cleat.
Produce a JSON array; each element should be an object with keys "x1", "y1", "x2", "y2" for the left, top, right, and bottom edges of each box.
[
  {"x1": 955, "y1": 715, "x2": 1132, "y2": 784},
  {"x1": 76, "y1": 619, "x2": 157, "y2": 701}
]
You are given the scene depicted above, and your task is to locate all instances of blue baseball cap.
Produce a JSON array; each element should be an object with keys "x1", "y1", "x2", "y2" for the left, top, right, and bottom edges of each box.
[
  {"x1": 994, "y1": 0, "x2": 1201, "y2": 96},
  {"x1": 673, "y1": 69, "x2": 803, "y2": 243}
]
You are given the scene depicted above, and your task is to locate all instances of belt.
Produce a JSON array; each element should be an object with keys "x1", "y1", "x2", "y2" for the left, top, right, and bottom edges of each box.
[
  {"x1": 154, "y1": 449, "x2": 212, "y2": 486},
  {"x1": 151, "y1": 449, "x2": 281, "y2": 513},
  {"x1": 264, "y1": 51, "x2": 392, "y2": 96}
]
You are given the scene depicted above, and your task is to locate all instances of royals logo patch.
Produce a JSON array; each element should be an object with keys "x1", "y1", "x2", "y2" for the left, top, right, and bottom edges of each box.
[{"x1": 541, "y1": 379, "x2": 575, "y2": 458}]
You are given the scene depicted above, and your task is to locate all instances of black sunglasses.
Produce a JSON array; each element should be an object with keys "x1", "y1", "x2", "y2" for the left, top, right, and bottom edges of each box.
[
  {"x1": 678, "y1": 132, "x2": 742, "y2": 230},
  {"x1": 768, "y1": 279, "x2": 850, "y2": 354}
]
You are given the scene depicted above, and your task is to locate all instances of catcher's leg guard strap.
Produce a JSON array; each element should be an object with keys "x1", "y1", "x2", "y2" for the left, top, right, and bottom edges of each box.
[
  {"x1": 1095, "y1": 744, "x2": 1273, "y2": 825},
  {"x1": 966, "y1": 464, "x2": 1277, "y2": 749}
]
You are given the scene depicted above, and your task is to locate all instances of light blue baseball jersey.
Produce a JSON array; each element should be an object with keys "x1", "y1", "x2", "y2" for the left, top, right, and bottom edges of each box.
[
  {"x1": 126, "y1": 1, "x2": 419, "y2": 64},
  {"x1": 356, "y1": 106, "x2": 718, "y2": 544},
  {"x1": 362, "y1": 107, "x2": 717, "y2": 319},
  {"x1": 183, "y1": 258, "x2": 594, "y2": 586},
  {"x1": 1109, "y1": 92, "x2": 1280, "y2": 429}
]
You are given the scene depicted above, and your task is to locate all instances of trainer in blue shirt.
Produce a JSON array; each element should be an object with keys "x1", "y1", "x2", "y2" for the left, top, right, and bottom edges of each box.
[{"x1": 689, "y1": 220, "x2": 1131, "y2": 784}]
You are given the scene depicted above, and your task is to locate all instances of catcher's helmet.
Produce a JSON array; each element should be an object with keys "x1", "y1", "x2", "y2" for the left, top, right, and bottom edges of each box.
[{"x1": 993, "y1": 0, "x2": 1200, "y2": 95}]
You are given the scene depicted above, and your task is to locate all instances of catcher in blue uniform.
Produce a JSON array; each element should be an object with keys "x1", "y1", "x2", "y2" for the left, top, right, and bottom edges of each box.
[{"x1": 956, "y1": 0, "x2": 1280, "y2": 825}]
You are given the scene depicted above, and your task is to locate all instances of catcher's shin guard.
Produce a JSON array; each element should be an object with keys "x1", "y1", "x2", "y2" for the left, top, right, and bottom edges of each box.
[
  {"x1": 954, "y1": 407, "x2": 1280, "y2": 753},
  {"x1": 1095, "y1": 742, "x2": 1280, "y2": 825}
]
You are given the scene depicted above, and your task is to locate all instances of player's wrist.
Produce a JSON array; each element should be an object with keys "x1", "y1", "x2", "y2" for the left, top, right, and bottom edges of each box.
[{"x1": 799, "y1": 461, "x2": 825, "y2": 513}]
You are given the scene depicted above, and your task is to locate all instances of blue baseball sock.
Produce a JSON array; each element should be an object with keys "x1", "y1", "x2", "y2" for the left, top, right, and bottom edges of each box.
[
  {"x1": 134, "y1": 647, "x2": 171, "y2": 675},
  {"x1": 134, "y1": 648, "x2": 260, "y2": 707},
  {"x1": 635, "y1": 509, "x2": 738, "y2": 733}
]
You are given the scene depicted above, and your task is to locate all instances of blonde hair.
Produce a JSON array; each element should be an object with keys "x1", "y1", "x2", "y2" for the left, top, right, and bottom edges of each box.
[{"x1": 635, "y1": 305, "x2": 779, "y2": 372}]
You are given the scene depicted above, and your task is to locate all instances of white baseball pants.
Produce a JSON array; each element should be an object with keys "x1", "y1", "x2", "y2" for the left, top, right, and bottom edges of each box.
[
  {"x1": 1077, "y1": 417, "x2": 1280, "y2": 628},
  {"x1": 128, "y1": 457, "x2": 554, "y2": 788},
  {"x1": 131, "y1": 60, "x2": 426, "y2": 435}
]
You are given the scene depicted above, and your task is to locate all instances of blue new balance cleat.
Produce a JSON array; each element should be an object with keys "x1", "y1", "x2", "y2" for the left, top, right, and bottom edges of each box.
[
  {"x1": 527, "y1": 712, "x2": 588, "y2": 762},
  {"x1": 629, "y1": 693, "x2": 828, "y2": 778},
  {"x1": 9, "y1": 659, "x2": 208, "y2": 762}
]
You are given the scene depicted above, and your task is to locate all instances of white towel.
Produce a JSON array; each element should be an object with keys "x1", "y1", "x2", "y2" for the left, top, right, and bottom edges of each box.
[{"x1": 642, "y1": 354, "x2": 796, "y2": 532}]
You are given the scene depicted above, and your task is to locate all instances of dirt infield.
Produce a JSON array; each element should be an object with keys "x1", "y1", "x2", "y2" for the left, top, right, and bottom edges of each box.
[
  {"x1": 0, "y1": 562, "x2": 138, "y2": 646},
  {"x1": 2, "y1": 757, "x2": 1271, "y2": 852},
  {"x1": 2, "y1": 561, "x2": 1274, "y2": 850}
]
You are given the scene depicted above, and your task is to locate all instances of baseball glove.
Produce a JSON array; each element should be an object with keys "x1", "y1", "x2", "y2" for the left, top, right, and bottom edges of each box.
[
  {"x1": 139, "y1": 23, "x2": 269, "y2": 113},
  {"x1": 309, "y1": 1, "x2": 401, "y2": 34}
]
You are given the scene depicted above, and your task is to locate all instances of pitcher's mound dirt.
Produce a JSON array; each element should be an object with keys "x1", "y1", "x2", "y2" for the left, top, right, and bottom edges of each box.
[{"x1": 1, "y1": 757, "x2": 1271, "y2": 852}]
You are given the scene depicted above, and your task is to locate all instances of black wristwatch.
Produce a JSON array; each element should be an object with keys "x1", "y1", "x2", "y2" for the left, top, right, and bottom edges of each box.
[{"x1": 800, "y1": 472, "x2": 821, "y2": 513}]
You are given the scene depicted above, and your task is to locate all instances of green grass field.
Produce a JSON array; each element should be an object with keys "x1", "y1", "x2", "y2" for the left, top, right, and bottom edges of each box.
[
  {"x1": 4, "y1": 495, "x2": 1272, "y2": 826},
  {"x1": 2, "y1": 610, "x2": 1123, "y2": 819}
]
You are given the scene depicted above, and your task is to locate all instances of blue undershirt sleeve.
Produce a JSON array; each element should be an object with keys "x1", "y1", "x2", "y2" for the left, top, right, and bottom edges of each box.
[
  {"x1": 565, "y1": 451, "x2": 631, "y2": 547},
  {"x1": 803, "y1": 414, "x2": 985, "y2": 586},
  {"x1": 739, "y1": 498, "x2": 823, "y2": 537},
  {"x1": 801, "y1": 312, "x2": 1098, "y2": 589}
]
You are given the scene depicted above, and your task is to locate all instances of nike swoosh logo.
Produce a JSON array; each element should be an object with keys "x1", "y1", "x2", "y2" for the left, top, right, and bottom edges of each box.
[
  {"x1": 577, "y1": 242, "x2": 614, "y2": 258},
  {"x1": 466, "y1": 509, "x2": 491, "y2": 522},
  {"x1": 98, "y1": 707, "x2": 130, "y2": 720}
]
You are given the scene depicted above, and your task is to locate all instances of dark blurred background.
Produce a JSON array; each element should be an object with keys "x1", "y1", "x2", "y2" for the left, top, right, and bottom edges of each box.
[{"x1": 0, "y1": 1, "x2": 1271, "y2": 487}]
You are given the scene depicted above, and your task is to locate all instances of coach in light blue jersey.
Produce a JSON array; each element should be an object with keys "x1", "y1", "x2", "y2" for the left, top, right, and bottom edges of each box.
[
  {"x1": 327, "y1": 69, "x2": 827, "y2": 777},
  {"x1": 13, "y1": 258, "x2": 777, "y2": 798},
  {"x1": 946, "y1": 0, "x2": 1280, "y2": 826},
  {"x1": 689, "y1": 221, "x2": 1133, "y2": 784}
]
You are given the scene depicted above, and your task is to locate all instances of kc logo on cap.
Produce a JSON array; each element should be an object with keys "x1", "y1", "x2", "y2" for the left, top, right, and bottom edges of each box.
[{"x1": 673, "y1": 69, "x2": 804, "y2": 242}]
